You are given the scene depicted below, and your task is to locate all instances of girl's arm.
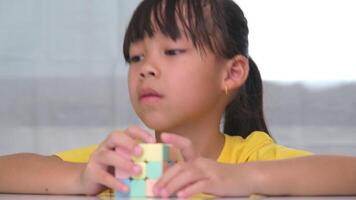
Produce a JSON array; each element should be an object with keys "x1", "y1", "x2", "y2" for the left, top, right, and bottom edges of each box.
[
  {"x1": 0, "y1": 153, "x2": 85, "y2": 194},
  {"x1": 249, "y1": 155, "x2": 356, "y2": 196},
  {"x1": 0, "y1": 126, "x2": 155, "y2": 195},
  {"x1": 155, "y1": 133, "x2": 356, "y2": 197}
]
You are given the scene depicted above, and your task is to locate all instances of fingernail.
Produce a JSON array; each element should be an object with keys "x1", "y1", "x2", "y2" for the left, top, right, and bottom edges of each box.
[
  {"x1": 148, "y1": 136, "x2": 156, "y2": 143},
  {"x1": 121, "y1": 185, "x2": 129, "y2": 193},
  {"x1": 133, "y1": 164, "x2": 141, "y2": 173},
  {"x1": 177, "y1": 191, "x2": 184, "y2": 197},
  {"x1": 134, "y1": 145, "x2": 142, "y2": 155},
  {"x1": 153, "y1": 186, "x2": 160, "y2": 196},
  {"x1": 160, "y1": 188, "x2": 169, "y2": 197},
  {"x1": 160, "y1": 134, "x2": 166, "y2": 141}
]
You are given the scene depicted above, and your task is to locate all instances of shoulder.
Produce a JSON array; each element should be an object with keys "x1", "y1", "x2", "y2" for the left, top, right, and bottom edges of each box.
[
  {"x1": 54, "y1": 144, "x2": 98, "y2": 163},
  {"x1": 224, "y1": 131, "x2": 273, "y2": 153},
  {"x1": 233, "y1": 131, "x2": 275, "y2": 161},
  {"x1": 244, "y1": 131, "x2": 274, "y2": 147},
  {"x1": 218, "y1": 131, "x2": 269, "y2": 163}
]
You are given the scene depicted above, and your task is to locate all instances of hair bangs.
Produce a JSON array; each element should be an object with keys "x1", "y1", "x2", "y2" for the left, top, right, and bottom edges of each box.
[{"x1": 123, "y1": 0, "x2": 227, "y2": 62}]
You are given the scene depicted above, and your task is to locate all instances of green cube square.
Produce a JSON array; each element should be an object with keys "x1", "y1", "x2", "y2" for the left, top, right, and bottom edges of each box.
[
  {"x1": 163, "y1": 145, "x2": 169, "y2": 160},
  {"x1": 147, "y1": 161, "x2": 163, "y2": 179},
  {"x1": 130, "y1": 179, "x2": 146, "y2": 197}
]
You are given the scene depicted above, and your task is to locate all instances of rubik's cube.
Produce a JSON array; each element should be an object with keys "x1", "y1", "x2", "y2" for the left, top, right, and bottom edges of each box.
[{"x1": 115, "y1": 143, "x2": 181, "y2": 198}]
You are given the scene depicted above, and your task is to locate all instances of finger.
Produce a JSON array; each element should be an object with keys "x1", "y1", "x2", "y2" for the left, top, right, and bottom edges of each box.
[
  {"x1": 176, "y1": 181, "x2": 209, "y2": 198},
  {"x1": 96, "y1": 168, "x2": 129, "y2": 193},
  {"x1": 160, "y1": 133, "x2": 196, "y2": 161},
  {"x1": 125, "y1": 126, "x2": 156, "y2": 143},
  {"x1": 115, "y1": 146, "x2": 132, "y2": 160},
  {"x1": 153, "y1": 162, "x2": 185, "y2": 196},
  {"x1": 101, "y1": 126, "x2": 155, "y2": 155},
  {"x1": 95, "y1": 149, "x2": 141, "y2": 176},
  {"x1": 101, "y1": 132, "x2": 141, "y2": 156},
  {"x1": 160, "y1": 167, "x2": 206, "y2": 197}
]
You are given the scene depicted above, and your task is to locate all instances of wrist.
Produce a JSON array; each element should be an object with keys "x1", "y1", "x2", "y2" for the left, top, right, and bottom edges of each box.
[
  {"x1": 238, "y1": 161, "x2": 267, "y2": 196},
  {"x1": 223, "y1": 162, "x2": 266, "y2": 197},
  {"x1": 55, "y1": 160, "x2": 89, "y2": 194},
  {"x1": 76, "y1": 163, "x2": 90, "y2": 194}
]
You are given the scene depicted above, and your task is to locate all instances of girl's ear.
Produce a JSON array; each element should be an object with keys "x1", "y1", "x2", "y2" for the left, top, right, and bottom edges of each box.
[{"x1": 222, "y1": 55, "x2": 249, "y2": 92}]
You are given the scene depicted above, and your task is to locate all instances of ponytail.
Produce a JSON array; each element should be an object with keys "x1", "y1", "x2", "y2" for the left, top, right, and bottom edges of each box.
[{"x1": 223, "y1": 57, "x2": 270, "y2": 138}]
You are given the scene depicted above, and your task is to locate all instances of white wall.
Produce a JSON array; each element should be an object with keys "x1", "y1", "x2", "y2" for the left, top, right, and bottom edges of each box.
[
  {"x1": 237, "y1": 0, "x2": 356, "y2": 82},
  {"x1": 0, "y1": 0, "x2": 142, "y2": 154}
]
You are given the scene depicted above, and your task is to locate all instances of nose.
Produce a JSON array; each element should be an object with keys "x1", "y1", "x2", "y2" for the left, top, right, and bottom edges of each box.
[
  {"x1": 140, "y1": 69, "x2": 157, "y2": 78},
  {"x1": 139, "y1": 63, "x2": 159, "y2": 79}
]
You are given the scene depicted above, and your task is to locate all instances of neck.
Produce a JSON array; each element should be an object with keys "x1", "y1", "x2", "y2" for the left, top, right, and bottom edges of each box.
[{"x1": 155, "y1": 116, "x2": 225, "y2": 160}]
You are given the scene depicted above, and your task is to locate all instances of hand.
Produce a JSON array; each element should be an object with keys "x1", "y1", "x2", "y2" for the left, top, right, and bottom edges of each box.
[
  {"x1": 79, "y1": 126, "x2": 156, "y2": 195},
  {"x1": 153, "y1": 133, "x2": 255, "y2": 198}
]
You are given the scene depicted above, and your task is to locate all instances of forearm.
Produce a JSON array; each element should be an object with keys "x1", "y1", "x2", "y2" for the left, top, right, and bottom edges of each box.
[
  {"x1": 247, "y1": 155, "x2": 356, "y2": 196},
  {"x1": 0, "y1": 153, "x2": 86, "y2": 194}
]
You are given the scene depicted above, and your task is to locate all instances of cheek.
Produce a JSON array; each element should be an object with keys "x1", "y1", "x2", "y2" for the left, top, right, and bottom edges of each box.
[
  {"x1": 172, "y1": 72, "x2": 221, "y2": 105},
  {"x1": 127, "y1": 69, "x2": 137, "y2": 100}
]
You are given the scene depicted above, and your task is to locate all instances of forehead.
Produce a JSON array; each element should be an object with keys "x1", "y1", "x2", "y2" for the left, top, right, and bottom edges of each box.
[
  {"x1": 129, "y1": 30, "x2": 190, "y2": 47},
  {"x1": 123, "y1": 0, "x2": 225, "y2": 61}
]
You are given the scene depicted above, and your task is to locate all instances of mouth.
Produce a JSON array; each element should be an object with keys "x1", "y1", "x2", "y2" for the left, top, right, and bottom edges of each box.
[{"x1": 139, "y1": 88, "x2": 163, "y2": 102}]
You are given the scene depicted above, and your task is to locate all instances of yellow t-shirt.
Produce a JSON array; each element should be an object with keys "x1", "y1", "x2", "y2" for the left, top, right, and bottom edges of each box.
[
  {"x1": 217, "y1": 131, "x2": 311, "y2": 163},
  {"x1": 55, "y1": 131, "x2": 311, "y2": 197}
]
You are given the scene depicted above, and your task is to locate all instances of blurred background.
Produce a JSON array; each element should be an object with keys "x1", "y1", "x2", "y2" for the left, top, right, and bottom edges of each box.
[{"x1": 0, "y1": 0, "x2": 355, "y2": 155}]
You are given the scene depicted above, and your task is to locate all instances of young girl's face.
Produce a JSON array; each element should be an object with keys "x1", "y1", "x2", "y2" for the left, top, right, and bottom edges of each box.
[{"x1": 128, "y1": 32, "x2": 227, "y2": 132}]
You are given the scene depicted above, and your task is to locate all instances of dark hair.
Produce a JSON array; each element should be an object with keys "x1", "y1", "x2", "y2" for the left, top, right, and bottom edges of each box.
[{"x1": 123, "y1": 0, "x2": 270, "y2": 138}]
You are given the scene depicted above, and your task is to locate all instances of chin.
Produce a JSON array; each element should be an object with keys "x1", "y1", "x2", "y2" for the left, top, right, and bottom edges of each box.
[
  {"x1": 141, "y1": 117, "x2": 174, "y2": 133},
  {"x1": 144, "y1": 122, "x2": 170, "y2": 132}
]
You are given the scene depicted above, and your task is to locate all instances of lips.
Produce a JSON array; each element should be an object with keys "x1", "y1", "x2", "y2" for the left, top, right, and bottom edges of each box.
[{"x1": 139, "y1": 88, "x2": 163, "y2": 102}]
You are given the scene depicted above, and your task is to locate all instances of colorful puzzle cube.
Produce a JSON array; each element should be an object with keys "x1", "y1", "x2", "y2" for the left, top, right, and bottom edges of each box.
[{"x1": 115, "y1": 143, "x2": 181, "y2": 198}]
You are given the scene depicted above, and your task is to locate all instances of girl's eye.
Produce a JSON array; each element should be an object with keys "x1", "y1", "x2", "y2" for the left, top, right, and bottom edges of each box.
[
  {"x1": 129, "y1": 55, "x2": 144, "y2": 63},
  {"x1": 164, "y1": 49, "x2": 186, "y2": 56}
]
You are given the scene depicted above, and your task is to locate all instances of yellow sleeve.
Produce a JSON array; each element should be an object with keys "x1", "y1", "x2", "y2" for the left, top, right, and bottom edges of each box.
[
  {"x1": 55, "y1": 145, "x2": 98, "y2": 163},
  {"x1": 241, "y1": 131, "x2": 312, "y2": 162},
  {"x1": 247, "y1": 143, "x2": 312, "y2": 161}
]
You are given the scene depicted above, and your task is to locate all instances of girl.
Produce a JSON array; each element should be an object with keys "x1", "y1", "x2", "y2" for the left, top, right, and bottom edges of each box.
[{"x1": 1, "y1": 0, "x2": 356, "y2": 197}]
